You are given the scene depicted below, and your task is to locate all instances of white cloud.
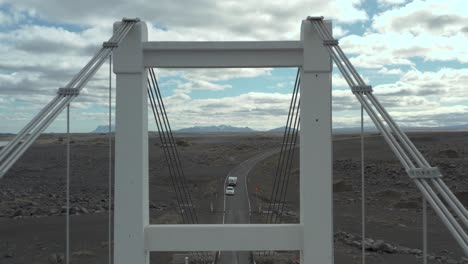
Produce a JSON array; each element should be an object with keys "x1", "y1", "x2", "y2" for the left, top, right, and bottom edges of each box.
[
  {"x1": 150, "y1": 68, "x2": 468, "y2": 129},
  {"x1": 372, "y1": 0, "x2": 468, "y2": 36},
  {"x1": 2, "y1": 67, "x2": 467, "y2": 132},
  {"x1": 7, "y1": 0, "x2": 368, "y2": 29},
  {"x1": 333, "y1": 25, "x2": 349, "y2": 38},
  {"x1": 158, "y1": 68, "x2": 272, "y2": 94},
  {"x1": 377, "y1": 67, "x2": 403, "y2": 75},
  {"x1": 0, "y1": 10, "x2": 13, "y2": 25},
  {"x1": 377, "y1": 0, "x2": 407, "y2": 6},
  {"x1": 329, "y1": 67, "x2": 468, "y2": 128},
  {"x1": 275, "y1": 82, "x2": 287, "y2": 88},
  {"x1": 375, "y1": 67, "x2": 468, "y2": 97},
  {"x1": 160, "y1": 92, "x2": 294, "y2": 130},
  {"x1": 0, "y1": 1, "x2": 467, "y2": 133},
  {"x1": 0, "y1": 8, "x2": 26, "y2": 25},
  {"x1": 332, "y1": 73, "x2": 349, "y2": 87},
  {"x1": 340, "y1": 32, "x2": 467, "y2": 68},
  {"x1": 177, "y1": 79, "x2": 231, "y2": 92},
  {"x1": 0, "y1": 0, "x2": 366, "y2": 133},
  {"x1": 174, "y1": 68, "x2": 272, "y2": 82},
  {"x1": 1, "y1": 25, "x2": 90, "y2": 54},
  {"x1": 334, "y1": 0, "x2": 468, "y2": 69},
  {"x1": 0, "y1": 0, "x2": 369, "y2": 54},
  {"x1": 367, "y1": 68, "x2": 468, "y2": 126},
  {"x1": 332, "y1": 68, "x2": 370, "y2": 87}
]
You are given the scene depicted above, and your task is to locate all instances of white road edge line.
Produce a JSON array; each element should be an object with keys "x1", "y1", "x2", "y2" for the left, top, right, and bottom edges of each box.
[
  {"x1": 223, "y1": 175, "x2": 227, "y2": 224},
  {"x1": 244, "y1": 160, "x2": 253, "y2": 221},
  {"x1": 219, "y1": 175, "x2": 229, "y2": 260},
  {"x1": 218, "y1": 135, "x2": 375, "y2": 263},
  {"x1": 220, "y1": 157, "x2": 252, "y2": 261}
]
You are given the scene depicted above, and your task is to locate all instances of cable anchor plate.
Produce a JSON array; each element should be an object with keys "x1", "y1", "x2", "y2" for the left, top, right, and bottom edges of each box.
[
  {"x1": 103, "y1": 41, "x2": 118, "y2": 48},
  {"x1": 122, "y1": 17, "x2": 140, "y2": 22},
  {"x1": 407, "y1": 167, "x2": 443, "y2": 179},
  {"x1": 323, "y1": 39, "x2": 339, "y2": 45},
  {"x1": 57, "y1": 87, "x2": 80, "y2": 96},
  {"x1": 306, "y1": 16, "x2": 324, "y2": 21},
  {"x1": 352, "y1": 85, "x2": 373, "y2": 93}
]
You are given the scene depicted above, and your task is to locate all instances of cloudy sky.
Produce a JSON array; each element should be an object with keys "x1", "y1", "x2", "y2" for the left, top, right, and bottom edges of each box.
[{"x1": 0, "y1": 0, "x2": 467, "y2": 133}]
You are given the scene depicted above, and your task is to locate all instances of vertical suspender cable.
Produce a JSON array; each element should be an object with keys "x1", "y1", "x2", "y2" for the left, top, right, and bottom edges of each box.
[
  {"x1": 151, "y1": 70, "x2": 199, "y2": 224},
  {"x1": 275, "y1": 113, "x2": 300, "y2": 223},
  {"x1": 267, "y1": 69, "x2": 300, "y2": 224},
  {"x1": 361, "y1": 104, "x2": 365, "y2": 264},
  {"x1": 274, "y1": 84, "x2": 301, "y2": 224},
  {"x1": 263, "y1": 70, "x2": 300, "y2": 257},
  {"x1": 308, "y1": 17, "x2": 468, "y2": 255},
  {"x1": 147, "y1": 81, "x2": 188, "y2": 224},
  {"x1": 423, "y1": 198, "x2": 427, "y2": 264},
  {"x1": 148, "y1": 77, "x2": 191, "y2": 224},
  {"x1": 147, "y1": 70, "x2": 206, "y2": 261},
  {"x1": 66, "y1": 104, "x2": 70, "y2": 264},
  {"x1": 108, "y1": 55, "x2": 113, "y2": 264}
]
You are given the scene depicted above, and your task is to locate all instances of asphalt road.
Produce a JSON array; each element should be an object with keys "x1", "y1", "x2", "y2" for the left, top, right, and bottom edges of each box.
[
  {"x1": 217, "y1": 148, "x2": 280, "y2": 264},
  {"x1": 216, "y1": 136, "x2": 376, "y2": 263}
]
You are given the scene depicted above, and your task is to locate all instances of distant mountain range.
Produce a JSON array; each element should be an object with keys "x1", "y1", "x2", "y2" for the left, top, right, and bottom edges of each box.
[
  {"x1": 92, "y1": 125, "x2": 115, "y2": 133},
  {"x1": 176, "y1": 125, "x2": 256, "y2": 133},
  {"x1": 267, "y1": 126, "x2": 298, "y2": 132},
  {"x1": 90, "y1": 124, "x2": 292, "y2": 133},
  {"x1": 91, "y1": 124, "x2": 468, "y2": 133},
  {"x1": 335, "y1": 124, "x2": 468, "y2": 133}
]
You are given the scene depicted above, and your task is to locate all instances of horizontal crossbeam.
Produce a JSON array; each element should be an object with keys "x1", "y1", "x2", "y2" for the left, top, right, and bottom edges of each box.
[
  {"x1": 142, "y1": 41, "x2": 304, "y2": 68},
  {"x1": 145, "y1": 224, "x2": 303, "y2": 251}
]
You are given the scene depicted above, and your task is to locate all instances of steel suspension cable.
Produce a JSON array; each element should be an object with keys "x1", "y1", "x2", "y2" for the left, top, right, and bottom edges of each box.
[
  {"x1": 0, "y1": 18, "x2": 139, "y2": 179},
  {"x1": 361, "y1": 105, "x2": 366, "y2": 264},
  {"x1": 65, "y1": 104, "x2": 70, "y2": 264},
  {"x1": 273, "y1": 74, "x2": 301, "y2": 225},
  {"x1": 317, "y1": 16, "x2": 464, "y2": 253},
  {"x1": 272, "y1": 88, "x2": 301, "y2": 224},
  {"x1": 429, "y1": 179, "x2": 468, "y2": 228},
  {"x1": 262, "y1": 70, "x2": 300, "y2": 258},
  {"x1": 266, "y1": 69, "x2": 300, "y2": 224},
  {"x1": 107, "y1": 55, "x2": 113, "y2": 264},
  {"x1": 414, "y1": 179, "x2": 468, "y2": 248},
  {"x1": 147, "y1": 71, "x2": 206, "y2": 261},
  {"x1": 149, "y1": 69, "x2": 199, "y2": 223},
  {"x1": 147, "y1": 81, "x2": 190, "y2": 224},
  {"x1": 423, "y1": 198, "x2": 427, "y2": 264},
  {"x1": 0, "y1": 40, "x2": 114, "y2": 165},
  {"x1": 280, "y1": 16, "x2": 468, "y2": 255},
  {"x1": 147, "y1": 82, "x2": 201, "y2": 264},
  {"x1": 354, "y1": 95, "x2": 412, "y2": 170},
  {"x1": 350, "y1": 92, "x2": 468, "y2": 248},
  {"x1": 0, "y1": 96, "x2": 60, "y2": 162},
  {"x1": 148, "y1": 70, "x2": 198, "y2": 225},
  {"x1": 366, "y1": 94, "x2": 425, "y2": 167},
  {"x1": 364, "y1": 92, "x2": 468, "y2": 244},
  {"x1": 274, "y1": 107, "x2": 300, "y2": 224},
  {"x1": 268, "y1": 110, "x2": 299, "y2": 224}
]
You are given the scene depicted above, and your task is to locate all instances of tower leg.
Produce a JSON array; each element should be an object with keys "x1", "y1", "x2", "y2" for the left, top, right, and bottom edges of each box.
[
  {"x1": 113, "y1": 21, "x2": 149, "y2": 264},
  {"x1": 300, "y1": 19, "x2": 333, "y2": 264}
]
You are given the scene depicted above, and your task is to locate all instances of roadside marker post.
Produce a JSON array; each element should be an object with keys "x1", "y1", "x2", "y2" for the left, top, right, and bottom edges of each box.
[{"x1": 113, "y1": 18, "x2": 333, "y2": 264}]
